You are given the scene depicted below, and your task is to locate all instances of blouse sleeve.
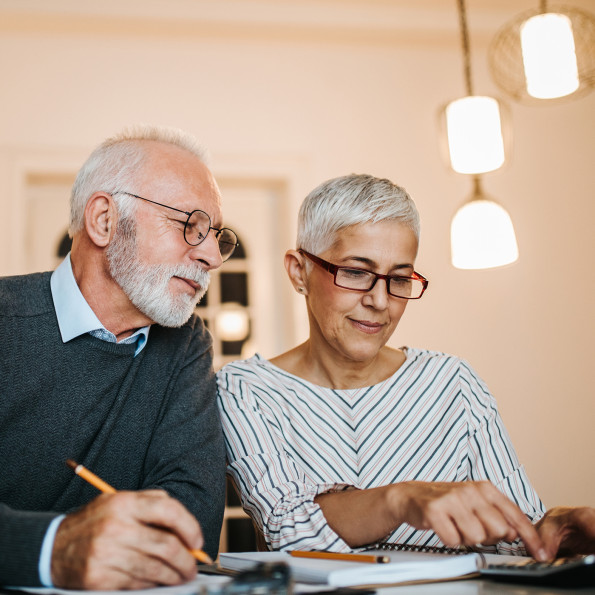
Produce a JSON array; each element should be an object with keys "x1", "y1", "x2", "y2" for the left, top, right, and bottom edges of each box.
[
  {"x1": 459, "y1": 359, "x2": 546, "y2": 555},
  {"x1": 217, "y1": 367, "x2": 353, "y2": 552}
]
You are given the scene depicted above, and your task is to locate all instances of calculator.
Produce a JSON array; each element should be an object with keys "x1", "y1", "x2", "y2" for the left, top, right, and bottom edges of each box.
[{"x1": 480, "y1": 554, "x2": 595, "y2": 588}]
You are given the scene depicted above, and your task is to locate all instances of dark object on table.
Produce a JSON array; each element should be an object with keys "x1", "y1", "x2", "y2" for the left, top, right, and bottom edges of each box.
[
  {"x1": 210, "y1": 562, "x2": 292, "y2": 595},
  {"x1": 481, "y1": 554, "x2": 595, "y2": 588}
]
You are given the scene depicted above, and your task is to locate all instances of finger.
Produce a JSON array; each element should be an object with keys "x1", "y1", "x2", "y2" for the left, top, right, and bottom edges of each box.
[
  {"x1": 129, "y1": 525, "x2": 198, "y2": 582},
  {"x1": 431, "y1": 515, "x2": 465, "y2": 548},
  {"x1": 469, "y1": 501, "x2": 521, "y2": 545},
  {"x1": 82, "y1": 563, "x2": 162, "y2": 591},
  {"x1": 127, "y1": 544, "x2": 196, "y2": 585},
  {"x1": 446, "y1": 483, "x2": 526, "y2": 548},
  {"x1": 451, "y1": 513, "x2": 489, "y2": 546},
  {"x1": 433, "y1": 484, "x2": 500, "y2": 546},
  {"x1": 56, "y1": 494, "x2": 198, "y2": 588},
  {"x1": 435, "y1": 494, "x2": 488, "y2": 546},
  {"x1": 79, "y1": 569, "x2": 153, "y2": 591},
  {"x1": 535, "y1": 516, "x2": 563, "y2": 560},
  {"x1": 491, "y1": 494, "x2": 549, "y2": 560},
  {"x1": 124, "y1": 491, "x2": 204, "y2": 551},
  {"x1": 60, "y1": 530, "x2": 190, "y2": 590},
  {"x1": 97, "y1": 515, "x2": 197, "y2": 583}
]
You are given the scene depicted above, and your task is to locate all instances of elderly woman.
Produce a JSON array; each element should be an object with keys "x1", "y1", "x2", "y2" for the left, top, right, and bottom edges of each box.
[{"x1": 217, "y1": 174, "x2": 594, "y2": 560}]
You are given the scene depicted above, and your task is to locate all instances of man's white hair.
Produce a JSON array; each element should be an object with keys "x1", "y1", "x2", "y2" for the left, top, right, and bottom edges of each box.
[
  {"x1": 69, "y1": 124, "x2": 209, "y2": 236},
  {"x1": 296, "y1": 173, "x2": 420, "y2": 254}
]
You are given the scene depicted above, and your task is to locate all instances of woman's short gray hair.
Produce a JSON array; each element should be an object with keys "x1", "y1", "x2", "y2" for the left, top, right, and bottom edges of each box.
[
  {"x1": 296, "y1": 174, "x2": 420, "y2": 254},
  {"x1": 69, "y1": 124, "x2": 208, "y2": 236}
]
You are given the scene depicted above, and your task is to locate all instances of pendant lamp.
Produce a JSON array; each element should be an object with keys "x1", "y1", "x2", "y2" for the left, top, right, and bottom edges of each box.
[
  {"x1": 442, "y1": 0, "x2": 508, "y2": 175},
  {"x1": 489, "y1": 2, "x2": 595, "y2": 103},
  {"x1": 451, "y1": 177, "x2": 519, "y2": 270}
]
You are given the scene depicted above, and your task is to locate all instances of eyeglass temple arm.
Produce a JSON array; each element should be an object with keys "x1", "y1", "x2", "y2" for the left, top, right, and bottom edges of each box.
[
  {"x1": 299, "y1": 250, "x2": 334, "y2": 273},
  {"x1": 113, "y1": 191, "x2": 192, "y2": 217}
]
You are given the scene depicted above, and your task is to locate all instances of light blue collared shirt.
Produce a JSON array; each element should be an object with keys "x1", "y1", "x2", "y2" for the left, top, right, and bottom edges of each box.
[
  {"x1": 38, "y1": 254, "x2": 151, "y2": 586},
  {"x1": 50, "y1": 253, "x2": 150, "y2": 355}
]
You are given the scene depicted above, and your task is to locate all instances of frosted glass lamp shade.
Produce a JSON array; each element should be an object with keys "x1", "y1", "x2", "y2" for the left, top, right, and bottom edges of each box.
[
  {"x1": 445, "y1": 96, "x2": 506, "y2": 174},
  {"x1": 521, "y1": 13, "x2": 579, "y2": 99},
  {"x1": 451, "y1": 199, "x2": 519, "y2": 270}
]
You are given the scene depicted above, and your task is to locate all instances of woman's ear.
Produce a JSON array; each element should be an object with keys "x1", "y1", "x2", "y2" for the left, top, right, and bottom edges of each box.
[
  {"x1": 84, "y1": 192, "x2": 118, "y2": 248},
  {"x1": 284, "y1": 250, "x2": 309, "y2": 296}
]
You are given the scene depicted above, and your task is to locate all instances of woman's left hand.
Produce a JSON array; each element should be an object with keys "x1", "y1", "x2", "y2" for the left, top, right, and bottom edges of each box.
[{"x1": 536, "y1": 506, "x2": 595, "y2": 557}]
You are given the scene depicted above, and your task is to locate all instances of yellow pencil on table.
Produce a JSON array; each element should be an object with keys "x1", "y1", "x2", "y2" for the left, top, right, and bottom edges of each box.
[
  {"x1": 65, "y1": 459, "x2": 213, "y2": 564},
  {"x1": 290, "y1": 550, "x2": 390, "y2": 564}
]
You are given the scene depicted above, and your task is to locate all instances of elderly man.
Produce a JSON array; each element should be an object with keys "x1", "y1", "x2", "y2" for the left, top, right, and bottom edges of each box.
[{"x1": 0, "y1": 126, "x2": 236, "y2": 589}]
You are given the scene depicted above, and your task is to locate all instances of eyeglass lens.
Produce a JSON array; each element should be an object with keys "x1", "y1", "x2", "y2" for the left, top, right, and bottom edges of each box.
[
  {"x1": 184, "y1": 210, "x2": 238, "y2": 261},
  {"x1": 335, "y1": 268, "x2": 424, "y2": 298}
]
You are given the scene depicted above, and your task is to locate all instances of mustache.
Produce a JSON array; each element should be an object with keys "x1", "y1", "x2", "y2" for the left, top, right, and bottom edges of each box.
[
  {"x1": 146, "y1": 264, "x2": 210, "y2": 288},
  {"x1": 166, "y1": 266, "x2": 211, "y2": 302},
  {"x1": 168, "y1": 265, "x2": 210, "y2": 286}
]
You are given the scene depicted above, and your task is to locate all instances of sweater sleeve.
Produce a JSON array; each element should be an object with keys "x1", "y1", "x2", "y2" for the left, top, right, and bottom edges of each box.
[
  {"x1": 459, "y1": 359, "x2": 546, "y2": 555},
  {"x1": 217, "y1": 368, "x2": 353, "y2": 552},
  {"x1": 141, "y1": 320, "x2": 226, "y2": 560},
  {"x1": 0, "y1": 504, "x2": 58, "y2": 586}
]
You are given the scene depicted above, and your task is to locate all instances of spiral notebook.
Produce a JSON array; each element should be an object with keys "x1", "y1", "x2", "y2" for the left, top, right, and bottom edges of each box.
[{"x1": 218, "y1": 547, "x2": 482, "y2": 587}]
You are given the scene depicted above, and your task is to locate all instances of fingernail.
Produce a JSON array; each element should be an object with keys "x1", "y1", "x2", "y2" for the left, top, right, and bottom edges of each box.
[{"x1": 537, "y1": 549, "x2": 548, "y2": 561}]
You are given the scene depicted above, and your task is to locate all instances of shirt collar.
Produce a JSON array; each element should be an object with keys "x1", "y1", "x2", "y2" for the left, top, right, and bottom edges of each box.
[{"x1": 50, "y1": 253, "x2": 150, "y2": 355}]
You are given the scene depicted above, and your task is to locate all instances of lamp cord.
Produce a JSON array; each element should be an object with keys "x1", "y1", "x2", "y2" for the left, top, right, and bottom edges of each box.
[{"x1": 457, "y1": 0, "x2": 473, "y2": 96}]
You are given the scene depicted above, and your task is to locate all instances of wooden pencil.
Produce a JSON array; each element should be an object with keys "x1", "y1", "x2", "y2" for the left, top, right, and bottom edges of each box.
[
  {"x1": 66, "y1": 459, "x2": 213, "y2": 564},
  {"x1": 290, "y1": 550, "x2": 390, "y2": 564}
]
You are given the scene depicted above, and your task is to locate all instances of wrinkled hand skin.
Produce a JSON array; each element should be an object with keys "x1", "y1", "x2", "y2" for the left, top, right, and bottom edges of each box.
[
  {"x1": 394, "y1": 481, "x2": 548, "y2": 560},
  {"x1": 536, "y1": 506, "x2": 595, "y2": 558},
  {"x1": 50, "y1": 490, "x2": 204, "y2": 590}
]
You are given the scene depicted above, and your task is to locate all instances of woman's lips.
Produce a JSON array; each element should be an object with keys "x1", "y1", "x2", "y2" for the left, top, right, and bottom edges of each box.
[{"x1": 350, "y1": 319, "x2": 384, "y2": 334}]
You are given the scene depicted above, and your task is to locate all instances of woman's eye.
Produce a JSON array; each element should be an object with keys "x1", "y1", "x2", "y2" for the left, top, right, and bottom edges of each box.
[{"x1": 342, "y1": 268, "x2": 369, "y2": 279}]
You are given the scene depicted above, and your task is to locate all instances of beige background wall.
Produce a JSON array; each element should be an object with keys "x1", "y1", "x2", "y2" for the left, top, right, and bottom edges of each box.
[{"x1": 0, "y1": 0, "x2": 593, "y2": 509}]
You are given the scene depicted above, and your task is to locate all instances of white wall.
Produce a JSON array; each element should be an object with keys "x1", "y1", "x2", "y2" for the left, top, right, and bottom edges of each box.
[{"x1": 0, "y1": 0, "x2": 593, "y2": 508}]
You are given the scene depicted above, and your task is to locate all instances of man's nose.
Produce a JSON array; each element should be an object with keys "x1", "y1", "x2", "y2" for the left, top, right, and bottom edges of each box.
[{"x1": 189, "y1": 229, "x2": 223, "y2": 270}]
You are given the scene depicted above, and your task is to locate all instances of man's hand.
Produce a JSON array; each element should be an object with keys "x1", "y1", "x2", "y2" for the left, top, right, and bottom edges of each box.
[
  {"x1": 536, "y1": 506, "x2": 595, "y2": 558},
  {"x1": 393, "y1": 481, "x2": 549, "y2": 560},
  {"x1": 51, "y1": 490, "x2": 204, "y2": 590}
]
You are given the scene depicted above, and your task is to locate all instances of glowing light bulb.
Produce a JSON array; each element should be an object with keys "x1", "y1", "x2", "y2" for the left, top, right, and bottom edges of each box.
[
  {"x1": 445, "y1": 96, "x2": 505, "y2": 174},
  {"x1": 521, "y1": 13, "x2": 579, "y2": 99},
  {"x1": 451, "y1": 199, "x2": 519, "y2": 269},
  {"x1": 215, "y1": 303, "x2": 250, "y2": 342}
]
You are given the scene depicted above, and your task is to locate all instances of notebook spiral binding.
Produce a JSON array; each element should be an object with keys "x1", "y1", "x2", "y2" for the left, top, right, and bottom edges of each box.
[{"x1": 373, "y1": 542, "x2": 469, "y2": 555}]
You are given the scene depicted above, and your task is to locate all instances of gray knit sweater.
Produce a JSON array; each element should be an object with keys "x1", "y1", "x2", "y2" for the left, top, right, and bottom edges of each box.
[{"x1": 0, "y1": 272, "x2": 226, "y2": 586}]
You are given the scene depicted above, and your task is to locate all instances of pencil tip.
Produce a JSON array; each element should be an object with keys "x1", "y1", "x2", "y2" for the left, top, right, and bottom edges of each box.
[{"x1": 66, "y1": 459, "x2": 78, "y2": 470}]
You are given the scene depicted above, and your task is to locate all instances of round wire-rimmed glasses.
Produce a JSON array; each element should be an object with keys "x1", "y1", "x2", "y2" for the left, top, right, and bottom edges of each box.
[
  {"x1": 112, "y1": 191, "x2": 239, "y2": 261},
  {"x1": 299, "y1": 250, "x2": 428, "y2": 299}
]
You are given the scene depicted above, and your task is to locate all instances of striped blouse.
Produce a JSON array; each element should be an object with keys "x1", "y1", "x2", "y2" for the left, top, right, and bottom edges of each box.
[{"x1": 216, "y1": 347, "x2": 545, "y2": 555}]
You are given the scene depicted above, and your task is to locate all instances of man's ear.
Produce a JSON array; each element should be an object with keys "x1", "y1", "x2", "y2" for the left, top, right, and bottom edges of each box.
[
  {"x1": 284, "y1": 250, "x2": 309, "y2": 296},
  {"x1": 84, "y1": 192, "x2": 117, "y2": 248}
]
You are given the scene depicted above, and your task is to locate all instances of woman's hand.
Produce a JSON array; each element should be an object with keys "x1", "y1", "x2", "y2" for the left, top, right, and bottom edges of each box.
[
  {"x1": 315, "y1": 480, "x2": 548, "y2": 560},
  {"x1": 535, "y1": 506, "x2": 595, "y2": 557},
  {"x1": 390, "y1": 481, "x2": 548, "y2": 560}
]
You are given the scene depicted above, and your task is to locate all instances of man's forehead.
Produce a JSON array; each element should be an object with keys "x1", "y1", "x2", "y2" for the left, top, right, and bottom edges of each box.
[{"x1": 139, "y1": 144, "x2": 222, "y2": 213}]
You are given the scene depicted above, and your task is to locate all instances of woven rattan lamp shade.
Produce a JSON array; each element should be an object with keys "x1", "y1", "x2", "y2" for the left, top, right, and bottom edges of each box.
[{"x1": 488, "y1": 5, "x2": 595, "y2": 104}]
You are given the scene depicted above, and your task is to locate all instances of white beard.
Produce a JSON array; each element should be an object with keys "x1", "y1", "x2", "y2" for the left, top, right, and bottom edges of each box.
[{"x1": 106, "y1": 216, "x2": 210, "y2": 327}]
